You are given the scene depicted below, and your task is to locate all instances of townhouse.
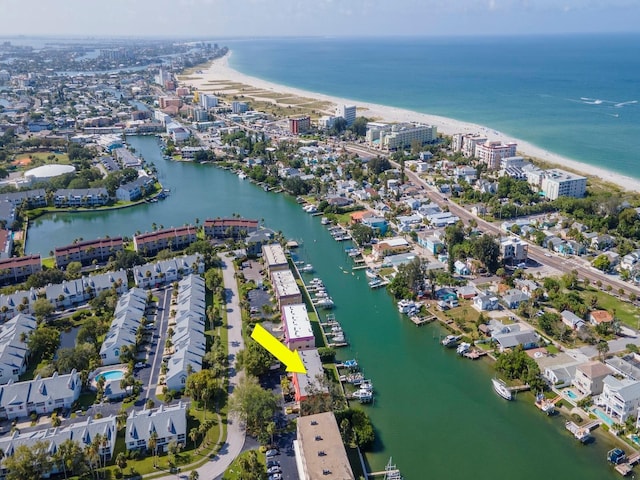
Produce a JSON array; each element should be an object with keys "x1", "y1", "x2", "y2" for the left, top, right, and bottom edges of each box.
[
  {"x1": 0, "y1": 314, "x2": 38, "y2": 384},
  {"x1": 55, "y1": 236, "x2": 124, "y2": 268},
  {"x1": 133, "y1": 226, "x2": 198, "y2": 255},
  {"x1": 203, "y1": 218, "x2": 259, "y2": 239},
  {"x1": 54, "y1": 188, "x2": 109, "y2": 208},
  {"x1": 45, "y1": 270, "x2": 128, "y2": 309},
  {"x1": 0, "y1": 255, "x2": 42, "y2": 286},
  {"x1": 116, "y1": 176, "x2": 156, "y2": 201},
  {"x1": 132, "y1": 254, "x2": 204, "y2": 288},
  {"x1": 125, "y1": 402, "x2": 187, "y2": 453},
  {"x1": 99, "y1": 288, "x2": 147, "y2": 365}
]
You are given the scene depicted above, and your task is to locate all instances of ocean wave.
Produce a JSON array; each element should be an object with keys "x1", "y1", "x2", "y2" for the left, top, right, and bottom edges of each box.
[{"x1": 614, "y1": 100, "x2": 638, "y2": 107}]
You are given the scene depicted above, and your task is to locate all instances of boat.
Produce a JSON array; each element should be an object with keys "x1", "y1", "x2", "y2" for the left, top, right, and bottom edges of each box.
[
  {"x1": 369, "y1": 279, "x2": 383, "y2": 289},
  {"x1": 303, "y1": 204, "x2": 318, "y2": 214},
  {"x1": 339, "y1": 372, "x2": 364, "y2": 384},
  {"x1": 352, "y1": 388, "x2": 373, "y2": 403},
  {"x1": 314, "y1": 298, "x2": 335, "y2": 309},
  {"x1": 398, "y1": 299, "x2": 418, "y2": 314},
  {"x1": 237, "y1": 172, "x2": 247, "y2": 180},
  {"x1": 321, "y1": 217, "x2": 330, "y2": 225},
  {"x1": 341, "y1": 359, "x2": 358, "y2": 369},
  {"x1": 456, "y1": 342, "x2": 471, "y2": 355},
  {"x1": 300, "y1": 263, "x2": 314, "y2": 273},
  {"x1": 441, "y1": 334, "x2": 461, "y2": 348},
  {"x1": 359, "y1": 379, "x2": 374, "y2": 392},
  {"x1": 535, "y1": 393, "x2": 555, "y2": 415},
  {"x1": 608, "y1": 448, "x2": 627, "y2": 465},
  {"x1": 365, "y1": 268, "x2": 378, "y2": 280},
  {"x1": 492, "y1": 378, "x2": 513, "y2": 401}
]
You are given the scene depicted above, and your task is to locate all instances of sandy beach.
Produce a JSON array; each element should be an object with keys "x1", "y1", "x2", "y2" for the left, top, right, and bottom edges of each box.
[{"x1": 182, "y1": 53, "x2": 640, "y2": 193}]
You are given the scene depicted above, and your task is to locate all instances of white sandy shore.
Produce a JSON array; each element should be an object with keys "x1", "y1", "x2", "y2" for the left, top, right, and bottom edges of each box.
[{"x1": 183, "y1": 53, "x2": 640, "y2": 193}]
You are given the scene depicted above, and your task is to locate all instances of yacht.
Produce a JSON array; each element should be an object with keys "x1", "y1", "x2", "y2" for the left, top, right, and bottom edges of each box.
[
  {"x1": 314, "y1": 297, "x2": 335, "y2": 309},
  {"x1": 365, "y1": 268, "x2": 378, "y2": 279},
  {"x1": 369, "y1": 279, "x2": 383, "y2": 289},
  {"x1": 456, "y1": 342, "x2": 471, "y2": 355},
  {"x1": 441, "y1": 335, "x2": 461, "y2": 348},
  {"x1": 359, "y1": 380, "x2": 374, "y2": 392},
  {"x1": 303, "y1": 204, "x2": 318, "y2": 214},
  {"x1": 352, "y1": 388, "x2": 373, "y2": 403},
  {"x1": 398, "y1": 299, "x2": 418, "y2": 314},
  {"x1": 321, "y1": 217, "x2": 330, "y2": 225},
  {"x1": 492, "y1": 378, "x2": 513, "y2": 401},
  {"x1": 300, "y1": 264, "x2": 314, "y2": 273}
]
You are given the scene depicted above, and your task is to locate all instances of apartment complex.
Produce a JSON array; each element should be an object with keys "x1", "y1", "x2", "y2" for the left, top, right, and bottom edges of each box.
[
  {"x1": 336, "y1": 104, "x2": 356, "y2": 126},
  {"x1": 289, "y1": 116, "x2": 311, "y2": 135},
  {"x1": 99, "y1": 288, "x2": 147, "y2": 365},
  {"x1": 282, "y1": 303, "x2": 315, "y2": 352},
  {"x1": 45, "y1": 270, "x2": 128, "y2": 309},
  {"x1": 272, "y1": 270, "x2": 303, "y2": 308},
  {"x1": 539, "y1": 168, "x2": 587, "y2": 200},
  {"x1": 132, "y1": 254, "x2": 204, "y2": 288},
  {"x1": 55, "y1": 237, "x2": 124, "y2": 268},
  {"x1": 133, "y1": 226, "x2": 198, "y2": 255},
  {"x1": 0, "y1": 314, "x2": 37, "y2": 384},
  {"x1": 474, "y1": 141, "x2": 517, "y2": 170},
  {"x1": 451, "y1": 133, "x2": 488, "y2": 158},
  {"x1": 0, "y1": 255, "x2": 42, "y2": 285},
  {"x1": 126, "y1": 402, "x2": 187, "y2": 453},
  {"x1": 54, "y1": 188, "x2": 109, "y2": 207},
  {"x1": 262, "y1": 243, "x2": 289, "y2": 274},
  {"x1": 372, "y1": 123, "x2": 437, "y2": 150},
  {"x1": 203, "y1": 218, "x2": 259, "y2": 238}
]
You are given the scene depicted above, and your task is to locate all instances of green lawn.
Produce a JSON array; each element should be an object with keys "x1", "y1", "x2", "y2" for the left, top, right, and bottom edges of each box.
[
  {"x1": 587, "y1": 289, "x2": 640, "y2": 329},
  {"x1": 223, "y1": 449, "x2": 265, "y2": 480}
]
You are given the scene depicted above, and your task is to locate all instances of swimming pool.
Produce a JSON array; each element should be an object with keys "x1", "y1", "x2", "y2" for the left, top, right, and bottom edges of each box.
[
  {"x1": 592, "y1": 407, "x2": 615, "y2": 427},
  {"x1": 95, "y1": 370, "x2": 125, "y2": 382},
  {"x1": 566, "y1": 389, "x2": 578, "y2": 400}
]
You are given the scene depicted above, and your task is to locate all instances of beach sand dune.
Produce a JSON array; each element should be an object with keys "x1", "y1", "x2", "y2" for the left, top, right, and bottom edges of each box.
[{"x1": 182, "y1": 54, "x2": 640, "y2": 193}]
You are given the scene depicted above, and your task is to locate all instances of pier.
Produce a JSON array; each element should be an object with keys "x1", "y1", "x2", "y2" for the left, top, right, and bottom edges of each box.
[
  {"x1": 615, "y1": 452, "x2": 640, "y2": 476},
  {"x1": 409, "y1": 314, "x2": 436, "y2": 326},
  {"x1": 463, "y1": 348, "x2": 488, "y2": 360}
]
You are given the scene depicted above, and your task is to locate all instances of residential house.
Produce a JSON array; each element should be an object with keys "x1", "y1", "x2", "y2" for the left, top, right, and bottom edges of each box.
[
  {"x1": 454, "y1": 260, "x2": 470, "y2": 276},
  {"x1": 0, "y1": 416, "x2": 117, "y2": 478},
  {"x1": 599, "y1": 376, "x2": 640, "y2": 423},
  {"x1": 0, "y1": 255, "x2": 42, "y2": 286},
  {"x1": 0, "y1": 314, "x2": 37, "y2": 384},
  {"x1": 456, "y1": 285, "x2": 478, "y2": 300},
  {"x1": 203, "y1": 218, "x2": 259, "y2": 238},
  {"x1": 45, "y1": 270, "x2": 128, "y2": 309},
  {"x1": 514, "y1": 279, "x2": 540, "y2": 296},
  {"x1": 544, "y1": 362, "x2": 580, "y2": 388},
  {"x1": 115, "y1": 176, "x2": 155, "y2": 201},
  {"x1": 0, "y1": 289, "x2": 38, "y2": 322},
  {"x1": 591, "y1": 234, "x2": 616, "y2": 251},
  {"x1": 493, "y1": 329, "x2": 539, "y2": 352},
  {"x1": 0, "y1": 370, "x2": 81, "y2": 419},
  {"x1": 99, "y1": 289, "x2": 147, "y2": 365},
  {"x1": 417, "y1": 233, "x2": 444, "y2": 255},
  {"x1": 133, "y1": 226, "x2": 198, "y2": 255},
  {"x1": 54, "y1": 188, "x2": 109, "y2": 207},
  {"x1": 245, "y1": 229, "x2": 275, "y2": 257},
  {"x1": 126, "y1": 402, "x2": 187, "y2": 452},
  {"x1": 473, "y1": 294, "x2": 500, "y2": 311},
  {"x1": 55, "y1": 237, "x2": 124, "y2": 268},
  {"x1": 573, "y1": 361, "x2": 614, "y2": 396},
  {"x1": 590, "y1": 310, "x2": 614, "y2": 327},
  {"x1": 621, "y1": 251, "x2": 640, "y2": 272},
  {"x1": 132, "y1": 254, "x2": 204, "y2": 288},
  {"x1": 361, "y1": 216, "x2": 388, "y2": 235},
  {"x1": 501, "y1": 289, "x2": 530, "y2": 309},
  {"x1": 372, "y1": 238, "x2": 410, "y2": 260},
  {"x1": 561, "y1": 310, "x2": 586, "y2": 330}
]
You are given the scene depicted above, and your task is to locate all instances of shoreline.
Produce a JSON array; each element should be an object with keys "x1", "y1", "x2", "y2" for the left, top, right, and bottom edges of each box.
[{"x1": 183, "y1": 53, "x2": 640, "y2": 193}]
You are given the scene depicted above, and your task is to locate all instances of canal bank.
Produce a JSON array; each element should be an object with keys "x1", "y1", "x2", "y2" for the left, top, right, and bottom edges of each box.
[{"x1": 26, "y1": 136, "x2": 622, "y2": 478}]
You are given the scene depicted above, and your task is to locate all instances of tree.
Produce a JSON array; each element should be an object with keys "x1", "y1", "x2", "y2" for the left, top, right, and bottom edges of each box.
[
  {"x1": 237, "y1": 336, "x2": 277, "y2": 377},
  {"x1": 65, "y1": 261, "x2": 83, "y2": 279},
  {"x1": 350, "y1": 223, "x2": 374, "y2": 246},
  {"x1": 4, "y1": 440, "x2": 52, "y2": 480},
  {"x1": 234, "y1": 450, "x2": 264, "y2": 480},
  {"x1": 597, "y1": 340, "x2": 610, "y2": 361},
  {"x1": 115, "y1": 452, "x2": 127, "y2": 474},
  {"x1": 229, "y1": 375, "x2": 278, "y2": 437},
  {"x1": 27, "y1": 326, "x2": 60, "y2": 362},
  {"x1": 189, "y1": 470, "x2": 200, "y2": 480},
  {"x1": 592, "y1": 254, "x2": 611, "y2": 272},
  {"x1": 334, "y1": 408, "x2": 375, "y2": 448},
  {"x1": 472, "y1": 234, "x2": 500, "y2": 273},
  {"x1": 32, "y1": 298, "x2": 55, "y2": 322},
  {"x1": 148, "y1": 431, "x2": 159, "y2": 467}
]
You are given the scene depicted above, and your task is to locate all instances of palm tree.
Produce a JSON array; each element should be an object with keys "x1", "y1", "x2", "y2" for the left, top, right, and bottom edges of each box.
[
  {"x1": 148, "y1": 431, "x2": 159, "y2": 467},
  {"x1": 189, "y1": 427, "x2": 199, "y2": 449},
  {"x1": 189, "y1": 470, "x2": 200, "y2": 480}
]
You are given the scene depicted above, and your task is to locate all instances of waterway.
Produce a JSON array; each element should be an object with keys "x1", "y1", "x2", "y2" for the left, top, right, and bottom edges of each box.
[{"x1": 27, "y1": 136, "x2": 621, "y2": 478}]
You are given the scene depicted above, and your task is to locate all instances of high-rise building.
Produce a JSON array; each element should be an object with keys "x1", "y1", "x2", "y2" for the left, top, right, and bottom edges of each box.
[
  {"x1": 155, "y1": 68, "x2": 170, "y2": 86},
  {"x1": 200, "y1": 93, "x2": 218, "y2": 109},
  {"x1": 289, "y1": 116, "x2": 311, "y2": 135},
  {"x1": 474, "y1": 141, "x2": 517, "y2": 170},
  {"x1": 540, "y1": 169, "x2": 587, "y2": 200},
  {"x1": 336, "y1": 105, "x2": 356, "y2": 126},
  {"x1": 377, "y1": 123, "x2": 437, "y2": 150},
  {"x1": 231, "y1": 101, "x2": 248, "y2": 114}
]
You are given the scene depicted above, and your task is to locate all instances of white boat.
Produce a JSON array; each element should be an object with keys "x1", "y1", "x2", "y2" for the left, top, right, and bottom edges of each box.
[
  {"x1": 441, "y1": 335, "x2": 461, "y2": 348},
  {"x1": 314, "y1": 298, "x2": 335, "y2": 309},
  {"x1": 365, "y1": 268, "x2": 378, "y2": 279},
  {"x1": 359, "y1": 380, "x2": 373, "y2": 392},
  {"x1": 237, "y1": 172, "x2": 247, "y2": 180},
  {"x1": 321, "y1": 217, "x2": 330, "y2": 225},
  {"x1": 456, "y1": 342, "x2": 471, "y2": 355},
  {"x1": 352, "y1": 388, "x2": 373, "y2": 403},
  {"x1": 300, "y1": 264, "x2": 314, "y2": 273},
  {"x1": 303, "y1": 204, "x2": 318, "y2": 214},
  {"x1": 369, "y1": 279, "x2": 383, "y2": 289},
  {"x1": 397, "y1": 299, "x2": 418, "y2": 314},
  {"x1": 492, "y1": 378, "x2": 513, "y2": 401}
]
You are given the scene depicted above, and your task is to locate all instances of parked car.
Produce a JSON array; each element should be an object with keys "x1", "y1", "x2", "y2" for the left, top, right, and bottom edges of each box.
[
  {"x1": 265, "y1": 449, "x2": 279, "y2": 458},
  {"x1": 267, "y1": 460, "x2": 280, "y2": 469},
  {"x1": 267, "y1": 466, "x2": 282, "y2": 475}
]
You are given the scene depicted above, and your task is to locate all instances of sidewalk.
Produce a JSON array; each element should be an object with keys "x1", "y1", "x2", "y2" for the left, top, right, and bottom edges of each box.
[{"x1": 148, "y1": 253, "x2": 246, "y2": 480}]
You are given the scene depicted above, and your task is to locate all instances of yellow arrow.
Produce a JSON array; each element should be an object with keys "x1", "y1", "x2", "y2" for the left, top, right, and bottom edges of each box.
[{"x1": 251, "y1": 324, "x2": 307, "y2": 374}]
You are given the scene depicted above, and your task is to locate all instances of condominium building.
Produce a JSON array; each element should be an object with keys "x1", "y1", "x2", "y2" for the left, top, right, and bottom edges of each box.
[
  {"x1": 292, "y1": 349, "x2": 328, "y2": 402},
  {"x1": 55, "y1": 237, "x2": 124, "y2": 268},
  {"x1": 262, "y1": 243, "x2": 289, "y2": 274},
  {"x1": 378, "y1": 123, "x2": 437, "y2": 150},
  {"x1": 272, "y1": 270, "x2": 302, "y2": 308},
  {"x1": 53, "y1": 188, "x2": 109, "y2": 208},
  {"x1": 231, "y1": 101, "x2": 248, "y2": 114},
  {"x1": 133, "y1": 226, "x2": 198, "y2": 255},
  {"x1": 0, "y1": 255, "x2": 42, "y2": 286},
  {"x1": 336, "y1": 104, "x2": 356, "y2": 126},
  {"x1": 289, "y1": 116, "x2": 311, "y2": 135},
  {"x1": 204, "y1": 218, "x2": 259, "y2": 239},
  {"x1": 282, "y1": 303, "x2": 315, "y2": 352},
  {"x1": 45, "y1": 270, "x2": 128, "y2": 309},
  {"x1": 132, "y1": 254, "x2": 204, "y2": 288},
  {"x1": 474, "y1": 141, "x2": 517, "y2": 170},
  {"x1": 451, "y1": 133, "x2": 487, "y2": 158},
  {"x1": 540, "y1": 168, "x2": 587, "y2": 200},
  {"x1": 159, "y1": 96, "x2": 182, "y2": 109},
  {"x1": 200, "y1": 93, "x2": 218, "y2": 109},
  {"x1": 126, "y1": 402, "x2": 187, "y2": 452}
]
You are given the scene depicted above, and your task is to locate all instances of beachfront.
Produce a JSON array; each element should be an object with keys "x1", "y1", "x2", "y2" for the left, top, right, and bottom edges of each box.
[{"x1": 183, "y1": 53, "x2": 640, "y2": 193}]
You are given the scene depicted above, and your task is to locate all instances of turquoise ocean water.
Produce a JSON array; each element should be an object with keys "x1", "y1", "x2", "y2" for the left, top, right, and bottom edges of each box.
[{"x1": 229, "y1": 35, "x2": 640, "y2": 179}]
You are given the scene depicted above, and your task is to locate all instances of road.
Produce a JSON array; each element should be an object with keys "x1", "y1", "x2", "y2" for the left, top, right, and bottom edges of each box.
[
  {"x1": 149, "y1": 254, "x2": 246, "y2": 480},
  {"x1": 345, "y1": 143, "x2": 640, "y2": 298}
]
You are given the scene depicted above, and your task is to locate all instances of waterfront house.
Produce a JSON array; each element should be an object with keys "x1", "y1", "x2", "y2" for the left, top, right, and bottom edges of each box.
[
  {"x1": 55, "y1": 236, "x2": 124, "y2": 268},
  {"x1": 372, "y1": 238, "x2": 410, "y2": 260},
  {"x1": 599, "y1": 375, "x2": 640, "y2": 423},
  {"x1": 0, "y1": 314, "x2": 37, "y2": 384},
  {"x1": 292, "y1": 349, "x2": 328, "y2": 402},
  {"x1": 99, "y1": 289, "x2": 147, "y2": 366},
  {"x1": 132, "y1": 254, "x2": 204, "y2": 288},
  {"x1": 133, "y1": 226, "x2": 198, "y2": 256},
  {"x1": 115, "y1": 176, "x2": 155, "y2": 201},
  {"x1": 54, "y1": 188, "x2": 109, "y2": 208},
  {"x1": 361, "y1": 216, "x2": 388, "y2": 235},
  {"x1": 0, "y1": 370, "x2": 81, "y2": 419},
  {"x1": 203, "y1": 218, "x2": 259, "y2": 239},
  {"x1": 494, "y1": 330, "x2": 539, "y2": 352},
  {"x1": 0, "y1": 255, "x2": 42, "y2": 286},
  {"x1": 589, "y1": 310, "x2": 614, "y2": 327},
  {"x1": 544, "y1": 364, "x2": 580, "y2": 388},
  {"x1": 605, "y1": 356, "x2": 640, "y2": 382},
  {"x1": 561, "y1": 310, "x2": 586, "y2": 330},
  {"x1": 126, "y1": 402, "x2": 187, "y2": 453},
  {"x1": 573, "y1": 361, "x2": 614, "y2": 396}
]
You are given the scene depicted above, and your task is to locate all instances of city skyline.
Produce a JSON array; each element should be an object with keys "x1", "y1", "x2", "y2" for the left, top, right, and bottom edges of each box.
[{"x1": 1, "y1": 0, "x2": 639, "y2": 38}]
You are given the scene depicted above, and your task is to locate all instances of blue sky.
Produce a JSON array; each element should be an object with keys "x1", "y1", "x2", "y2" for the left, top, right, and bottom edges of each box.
[{"x1": 2, "y1": 0, "x2": 639, "y2": 37}]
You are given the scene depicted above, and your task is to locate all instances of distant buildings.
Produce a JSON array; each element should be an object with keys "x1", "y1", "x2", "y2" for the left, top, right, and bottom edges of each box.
[
  {"x1": 474, "y1": 141, "x2": 517, "y2": 170},
  {"x1": 367, "y1": 123, "x2": 437, "y2": 150},
  {"x1": 200, "y1": 93, "x2": 218, "y2": 109},
  {"x1": 452, "y1": 133, "x2": 487, "y2": 158},
  {"x1": 336, "y1": 104, "x2": 356, "y2": 126},
  {"x1": 289, "y1": 116, "x2": 311, "y2": 135},
  {"x1": 231, "y1": 101, "x2": 248, "y2": 114}
]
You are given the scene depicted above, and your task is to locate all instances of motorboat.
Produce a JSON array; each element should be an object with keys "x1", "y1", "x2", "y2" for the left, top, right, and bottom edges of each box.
[
  {"x1": 352, "y1": 388, "x2": 373, "y2": 403},
  {"x1": 456, "y1": 342, "x2": 471, "y2": 355},
  {"x1": 398, "y1": 299, "x2": 418, "y2": 314},
  {"x1": 321, "y1": 217, "x2": 330, "y2": 225},
  {"x1": 369, "y1": 279, "x2": 383, "y2": 289},
  {"x1": 492, "y1": 378, "x2": 513, "y2": 401},
  {"x1": 535, "y1": 393, "x2": 555, "y2": 415},
  {"x1": 441, "y1": 335, "x2": 461, "y2": 348},
  {"x1": 300, "y1": 264, "x2": 314, "y2": 273},
  {"x1": 314, "y1": 298, "x2": 335, "y2": 309},
  {"x1": 365, "y1": 268, "x2": 378, "y2": 279},
  {"x1": 359, "y1": 380, "x2": 373, "y2": 392}
]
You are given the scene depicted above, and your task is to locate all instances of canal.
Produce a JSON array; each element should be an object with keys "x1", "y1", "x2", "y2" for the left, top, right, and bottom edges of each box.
[{"x1": 27, "y1": 136, "x2": 620, "y2": 479}]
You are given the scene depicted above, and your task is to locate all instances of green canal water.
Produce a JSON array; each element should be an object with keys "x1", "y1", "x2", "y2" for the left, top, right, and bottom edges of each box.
[{"x1": 27, "y1": 136, "x2": 620, "y2": 478}]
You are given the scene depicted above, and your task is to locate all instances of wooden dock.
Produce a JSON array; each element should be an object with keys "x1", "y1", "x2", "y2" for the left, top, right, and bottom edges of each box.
[
  {"x1": 410, "y1": 315, "x2": 436, "y2": 326},
  {"x1": 328, "y1": 341, "x2": 349, "y2": 348},
  {"x1": 367, "y1": 469, "x2": 401, "y2": 478},
  {"x1": 614, "y1": 452, "x2": 640, "y2": 476},
  {"x1": 463, "y1": 348, "x2": 488, "y2": 360}
]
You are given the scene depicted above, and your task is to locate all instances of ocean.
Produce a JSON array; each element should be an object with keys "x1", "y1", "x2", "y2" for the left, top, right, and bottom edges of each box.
[{"x1": 228, "y1": 34, "x2": 640, "y2": 179}]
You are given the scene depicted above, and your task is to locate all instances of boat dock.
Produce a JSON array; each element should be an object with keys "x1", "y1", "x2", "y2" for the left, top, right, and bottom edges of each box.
[
  {"x1": 409, "y1": 314, "x2": 436, "y2": 326},
  {"x1": 463, "y1": 348, "x2": 488, "y2": 360},
  {"x1": 565, "y1": 420, "x2": 600, "y2": 442},
  {"x1": 615, "y1": 452, "x2": 640, "y2": 476},
  {"x1": 321, "y1": 314, "x2": 349, "y2": 348},
  {"x1": 367, "y1": 457, "x2": 402, "y2": 479}
]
